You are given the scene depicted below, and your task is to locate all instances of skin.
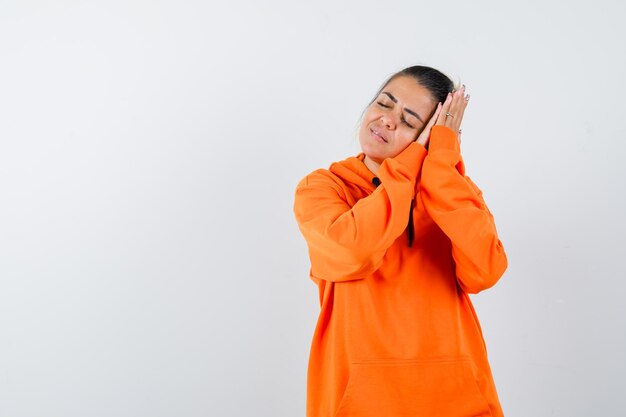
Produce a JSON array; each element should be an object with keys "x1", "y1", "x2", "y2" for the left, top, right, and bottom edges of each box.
[{"x1": 358, "y1": 75, "x2": 470, "y2": 175}]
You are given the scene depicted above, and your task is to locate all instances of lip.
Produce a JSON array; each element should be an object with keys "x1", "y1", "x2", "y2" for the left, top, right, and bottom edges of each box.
[{"x1": 370, "y1": 128, "x2": 388, "y2": 143}]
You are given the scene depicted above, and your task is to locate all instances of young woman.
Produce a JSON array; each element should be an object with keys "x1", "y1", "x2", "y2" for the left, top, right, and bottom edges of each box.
[{"x1": 293, "y1": 65, "x2": 508, "y2": 417}]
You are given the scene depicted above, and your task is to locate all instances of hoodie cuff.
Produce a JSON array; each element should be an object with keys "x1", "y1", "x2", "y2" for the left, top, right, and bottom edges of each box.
[
  {"x1": 391, "y1": 141, "x2": 428, "y2": 179},
  {"x1": 429, "y1": 125, "x2": 460, "y2": 153},
  {"x1": 426, "y1": 125, "x2": 466, "y2": 176}
]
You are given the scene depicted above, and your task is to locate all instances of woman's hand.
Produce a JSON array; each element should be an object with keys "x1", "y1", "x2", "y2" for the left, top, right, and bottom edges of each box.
[
  {"x1": 415, "y1": 102, "x2": 442, "y2": 148},
  {"x1": 435, "y1": 85, "x2": 469, "y2": 143},
  {"x1": 415, "y1": 85, "x2": 470, "y2": 148}
]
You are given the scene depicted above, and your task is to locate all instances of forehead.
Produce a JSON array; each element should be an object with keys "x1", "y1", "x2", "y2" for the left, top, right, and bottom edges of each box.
[{"x1": 379, "y1": 76, "x2": 436, "y2": 110}]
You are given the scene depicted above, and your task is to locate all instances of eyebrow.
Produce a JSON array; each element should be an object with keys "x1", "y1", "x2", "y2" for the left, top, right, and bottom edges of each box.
[{"x1": 381, "y1": 91, "x2": 424, "y2": 124}]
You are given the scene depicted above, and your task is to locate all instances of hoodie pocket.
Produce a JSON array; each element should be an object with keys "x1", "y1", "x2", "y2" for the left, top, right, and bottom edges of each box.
[{"x1": 333, "y1": 356, "x2": 492, "y2": 417}]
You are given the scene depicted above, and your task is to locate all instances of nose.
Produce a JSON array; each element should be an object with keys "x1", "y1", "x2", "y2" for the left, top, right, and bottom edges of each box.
[
  {"x1": 380, "y1": 114, "x2": 395, "y2": 128},
  {"x1": 379, "y1": 107, "x2": 401, "y2": 128}
]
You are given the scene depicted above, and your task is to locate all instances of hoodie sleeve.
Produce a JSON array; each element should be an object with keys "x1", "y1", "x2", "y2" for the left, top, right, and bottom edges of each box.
[
  {"x1": 294, "y1": 141, "x2": 427, "y2": 283},
  {"x1": 418, "y1": 125, "x2": 508, "y2": 294}
]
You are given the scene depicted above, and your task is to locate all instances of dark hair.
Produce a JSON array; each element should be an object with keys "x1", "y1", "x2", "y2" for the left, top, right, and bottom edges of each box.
[{"x1": 358, "y1": 65, "x2": 457, "y2": 123}]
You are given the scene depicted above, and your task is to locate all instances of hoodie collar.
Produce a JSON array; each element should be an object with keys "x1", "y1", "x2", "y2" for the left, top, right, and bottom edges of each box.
[
  {"x1": 328, "y1": 151, "x2": 415, "y2": 248},
  {"x1": 329, "y1": 151, "x2": 379, "y2": 191}
]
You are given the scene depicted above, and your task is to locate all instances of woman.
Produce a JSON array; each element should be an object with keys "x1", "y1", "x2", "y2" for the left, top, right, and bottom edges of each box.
[{"x1": 293, "y1": 65, "x2": 508, "y2": 417}]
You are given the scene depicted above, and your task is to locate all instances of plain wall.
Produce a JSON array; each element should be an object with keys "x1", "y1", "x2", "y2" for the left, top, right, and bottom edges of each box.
[{"x1": 1, "y1": 1, "x2": 625, "y2": 416}]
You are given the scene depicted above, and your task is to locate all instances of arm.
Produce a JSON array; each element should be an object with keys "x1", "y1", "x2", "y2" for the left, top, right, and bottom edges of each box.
[
  {"x1": 419, "y1": 125, "x2": 508, "y2": 294},
  {"x1": 293, "y1": 141, "x2": 427, "y2": 283}
]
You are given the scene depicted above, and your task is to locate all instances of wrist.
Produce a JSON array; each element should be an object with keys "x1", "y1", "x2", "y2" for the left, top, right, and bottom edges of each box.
[{"x1": 429, "y1": 125, "x2": 460, "y2": 152}]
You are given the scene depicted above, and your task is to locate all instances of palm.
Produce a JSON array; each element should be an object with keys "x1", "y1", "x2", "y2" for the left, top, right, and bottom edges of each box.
[{"x1": 415, "y1": 87, "x2": 468, "y2": 148}]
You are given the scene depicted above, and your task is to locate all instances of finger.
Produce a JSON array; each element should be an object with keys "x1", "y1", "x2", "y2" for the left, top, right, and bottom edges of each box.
[
  {"x1": 449, "y1": 87, "x2": 464, "y2": 118},
  {"x1": 438, "y1": 93, "x2": 451, "y2": 122},
  {"x1": 462, "y1": 90, "x2": 470, "y2": 115},
  {"x1": 415, "y1": 102, "x2": 441, "y2": 145},
  {"x1": 459, "y1": 84, "x2": 469, "y2": 111},
  {"x1": 427, "y1": 101, "x2": 442, "y2": 127},
  {"x1": 449, "y1": 85, "x2": 468, "y2": 130},
  {"x1": 461, "y1": 83, "x2": 470, "y2": 103},
  {"x1": 444, "y1": 91, "x2": 462, "y2": 129},
  {"x1": 454, "y1": 84, "x2": 467, "y2": 122},
  {"x1": 448, "y1": 85, "x2": 467, "y2": 139},
  {"x1": 436, "y1": 92, "x2": 453, "y2": 125}
]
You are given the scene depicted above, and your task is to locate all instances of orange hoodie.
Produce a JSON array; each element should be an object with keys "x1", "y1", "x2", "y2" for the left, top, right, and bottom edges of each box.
[{"x1": 293, "y1": 125, "x2": 508, "y2": 417}]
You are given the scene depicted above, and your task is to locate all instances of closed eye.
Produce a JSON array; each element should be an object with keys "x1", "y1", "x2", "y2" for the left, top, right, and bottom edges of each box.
[{"x1": 377, "y1": 102, "x2": 415, "y2": 129}]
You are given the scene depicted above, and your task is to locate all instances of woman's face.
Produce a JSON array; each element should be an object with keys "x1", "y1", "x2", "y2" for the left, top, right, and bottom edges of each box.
[{"x1": 358, "y1": 75, "x2": 438, "y2": 166}]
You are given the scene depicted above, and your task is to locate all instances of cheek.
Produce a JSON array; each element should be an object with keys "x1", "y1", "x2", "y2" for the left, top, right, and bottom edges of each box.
[
  {"x1": 399, "y1": 129, "x2": 418, "y2": 144},
  {"x1": 359, "y1": 114, "x2": 378, "y2": 137},
  {"x1": 363, "y1": 107, "x2": 380, "y2": 123},
  {"x1": 358, "y1": 124, "x2": 368, "y2": 143}
]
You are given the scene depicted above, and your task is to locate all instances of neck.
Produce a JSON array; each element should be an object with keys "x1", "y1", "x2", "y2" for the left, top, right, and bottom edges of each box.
[{"x1": 363, "y1": 155, "x2": 381, "y2": 176}]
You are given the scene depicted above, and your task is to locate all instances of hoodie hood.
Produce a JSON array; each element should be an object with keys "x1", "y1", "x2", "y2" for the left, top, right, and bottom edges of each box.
[
  {"x1": 328, "y1": 152, "x2": 377, "y2": 190},
  {"x1": 327, "y1": 151, "x2": 416, "y2": 247}
]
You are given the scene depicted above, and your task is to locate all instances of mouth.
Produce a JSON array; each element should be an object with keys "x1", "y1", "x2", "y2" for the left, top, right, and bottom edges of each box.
[{"x1": 371, "y1": 128, "x2": 388, "y2": 143}]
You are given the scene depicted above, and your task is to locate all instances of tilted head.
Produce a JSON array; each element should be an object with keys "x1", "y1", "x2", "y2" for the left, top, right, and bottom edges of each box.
[{"x1": 358, "y1": 65, "x2": 456, "y2": 171}]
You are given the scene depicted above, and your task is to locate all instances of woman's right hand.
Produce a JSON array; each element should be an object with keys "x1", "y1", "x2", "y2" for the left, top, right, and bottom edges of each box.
[
  {"x1": 415, "y1": 86, "x2": 469, "y2": 148},
  {"x1": 434, "y1": 85, "x2": 468, "y2": 136},
  {"x1": 414, "y1": 101, "x2": 442, "y2": 148}
]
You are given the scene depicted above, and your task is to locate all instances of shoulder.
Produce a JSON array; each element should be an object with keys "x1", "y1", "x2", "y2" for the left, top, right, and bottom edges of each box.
[
  {"x1": 296, "y1": 164, "x2": 346, "y2": 189},
  {"x1": 296, "y1": 168, "x2": 346, "y2": 200}
]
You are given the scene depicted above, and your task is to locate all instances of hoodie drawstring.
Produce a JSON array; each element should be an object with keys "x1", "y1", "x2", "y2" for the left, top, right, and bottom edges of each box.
[
  {"x1": 407, "y1": 199, "x2": 414, "y2": 247},
  {"x1": 372, "y1": 176, "x2": 414, "y2": 248}
]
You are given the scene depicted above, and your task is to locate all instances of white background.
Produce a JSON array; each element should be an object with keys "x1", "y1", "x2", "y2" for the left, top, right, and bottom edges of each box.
[{"x1": 1, "y1": 1, "x2": 625, "y2": 416}]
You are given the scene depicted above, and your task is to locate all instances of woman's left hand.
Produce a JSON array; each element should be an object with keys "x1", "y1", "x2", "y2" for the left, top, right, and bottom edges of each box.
[{"x1": 435, "y1": 85, "x2": 470, "y2": 142}]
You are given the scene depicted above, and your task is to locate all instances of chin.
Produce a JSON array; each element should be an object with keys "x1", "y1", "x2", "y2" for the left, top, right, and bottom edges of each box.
[
  {"x1": 359, "y1": 131, "x2": 393, "y2": 161},
  {"x1": 361, "y1": 148, "x2": 386, "y2": 164}
]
